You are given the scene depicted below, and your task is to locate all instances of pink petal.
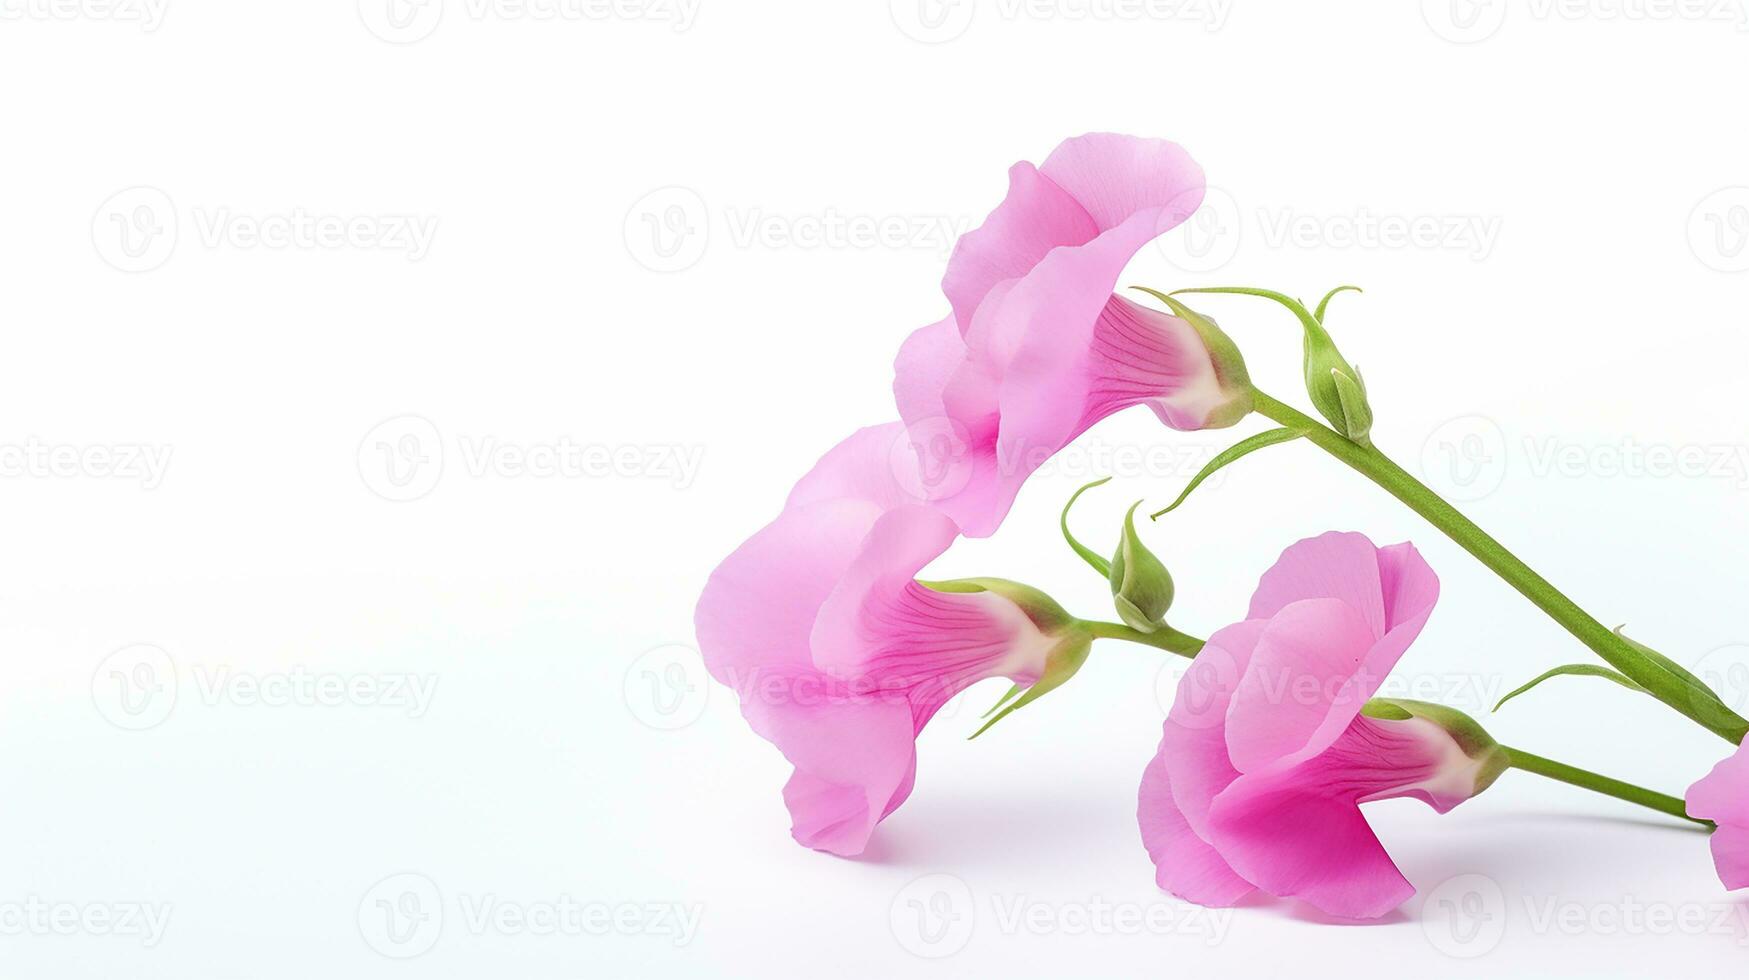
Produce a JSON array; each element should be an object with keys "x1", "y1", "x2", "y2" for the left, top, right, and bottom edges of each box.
[
  {"x1": 1206, "y1": 715, "x2": 1458, "y2": 919},
  {"x1": 1038, "y1": 132, "x2": 1205, "y2": 234},
  {"x1": 1246, "y1": 531, "x2": 1390, "y2": 637},
  {"x1": 1139, "y1": 750, "x2": 1255, "y2": 907},
  {"x1": 745, "y1": 669, "x2": 917, "y2": 856},
  {"x1": 695, "y1": 498, "x2": 881, "y2": 681},
  {"x1": 1709, "y1": 827, "x2": 1749, "y2": 891},
  {"x1": 1223, "y1": 598, "x2": 1378, "y2": 774},
  {"x1": 893, "y1": 133, "x2": 1210, "y2": 539},
  {"x1": 809, "y1": 506, "x2": 1048, "y2": 722},
  {"x1": 1161, "y1": 620, "x2": 1267, "y2": 840},
  {"x1": 1687, "y1": 744, "x2": 1749, "y2": 889},
  {"x1": 940, "y1": 163, "x2": 1098, "y2": 333},
  {"x1": 785, "y1": 422, "x2": 920, "y2": 514},
  {"x1": 1376, "y1": 541, "x2": 1441, "y2": 634}
]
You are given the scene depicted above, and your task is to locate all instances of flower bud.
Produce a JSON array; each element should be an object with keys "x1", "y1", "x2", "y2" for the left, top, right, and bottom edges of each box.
[
  {"x1": 1303, "y1": 328, "x2": 1373, "y2": 444},
  {"x1": 1109, "y1": 501, "x2": 1174, "y2": 632}
]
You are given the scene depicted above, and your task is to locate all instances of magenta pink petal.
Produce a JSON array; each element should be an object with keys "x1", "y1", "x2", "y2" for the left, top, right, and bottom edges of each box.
[
  {"x1": 1206, "y1": 715, "x2": 1459, "y2": 919},
  {"x1": 1139, "y1": 750, "x2": 1255, "y2": 907}
]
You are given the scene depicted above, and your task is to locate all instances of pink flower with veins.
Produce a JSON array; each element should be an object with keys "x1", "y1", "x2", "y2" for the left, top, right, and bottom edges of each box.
[
  {"x1": 895, "y1": 132, "x2": 1252, "y2": 537},
  {"x1": 1139, "y1": 531, "x2": 1509, "y2": 919},
  {"x1": 695, "y1": 423, "x2": 1085, "y2": 857},
  {"x1": 1686, "y1": 743, "x2": 1749, "y2": 890}
]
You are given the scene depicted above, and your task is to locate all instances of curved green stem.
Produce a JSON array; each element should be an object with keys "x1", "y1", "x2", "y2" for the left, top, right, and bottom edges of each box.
[
  {"x1": 1505, "y1": 747, "x2": 1709, "y2": 827},
  {"x1": 1081, "y1": 620, "x2": 1203, "y2": 658},
  {"x1": 1250, "y1": 389, "x2": 1749, "y2": 745},
  {"x1": 1079, "y1": 619, "x2": 1700, "y2": 824}
]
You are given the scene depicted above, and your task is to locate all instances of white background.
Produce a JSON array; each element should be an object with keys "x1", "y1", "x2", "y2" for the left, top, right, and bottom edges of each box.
[{"x1": 4, "y1": 1, "x2": 1749, "y2": 976}]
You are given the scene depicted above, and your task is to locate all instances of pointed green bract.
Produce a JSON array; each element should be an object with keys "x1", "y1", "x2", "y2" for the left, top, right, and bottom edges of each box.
[
  {"x1": 1060, "y1": 477, "x2": 1113, "y2": 579},
  {"x1": 968, "y1": 632, "x2": 1092, "y2": 739},
  {"x1": 1149, "y1": 426, "x2": 1305, "y2": 520},
  {"x1": 1494, "y1": 664, "x2": 1649, "y2": 712}
]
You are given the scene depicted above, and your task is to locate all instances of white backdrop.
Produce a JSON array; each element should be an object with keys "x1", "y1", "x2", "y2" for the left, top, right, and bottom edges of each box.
[{"x1": 4, "y1": 1, "x2": 1749, "y2": 976}]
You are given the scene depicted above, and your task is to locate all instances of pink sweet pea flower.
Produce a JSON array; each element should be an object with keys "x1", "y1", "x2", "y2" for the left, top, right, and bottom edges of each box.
[
  {"x1": 1139, "y1": 531, "x2": 1508, "y2": 919},
  {"x1": 695, "y1": 423, "x2": 1084, "y2": 856},
  {"x1": 894, "y1": 132, "x2": 1253, "y2": 537},
  {"x1": 1686, "y1": 743, "x2": 1749, "y2": 890}
]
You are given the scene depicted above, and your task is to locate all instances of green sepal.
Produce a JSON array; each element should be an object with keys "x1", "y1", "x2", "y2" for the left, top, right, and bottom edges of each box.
[
  {"x1": 1109, "y1": 501, "x2": 1173, "y2": 633},
  {"x1": 918, "y1": 577, "x2": 1078, "y2": 635},
  {"x1": 1150, "y1": 426, "x2": 1306, "y2": 520},
  {"x1": 968, "y1": 631, "x2": 1093, "y2": 740},
  {"x1": 1329, "y1": 366, "x2": 1374, "y2": 444},
  {"x1": 1366, "y1": 697, "x2": 1511, "y2": 797},
  {"x1": 1494, "y1": 664, "x2": 1649, "y2": 712}
]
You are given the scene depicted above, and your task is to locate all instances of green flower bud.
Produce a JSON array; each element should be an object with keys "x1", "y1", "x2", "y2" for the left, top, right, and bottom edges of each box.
[{"x1": 1109, "y1": 501, "x2": 1174, "y2": 633}]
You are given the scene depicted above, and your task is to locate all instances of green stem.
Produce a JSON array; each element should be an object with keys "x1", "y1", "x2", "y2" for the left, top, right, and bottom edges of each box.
[
  {"x1": 1251, "y1": 390, "x2": 1748, "y2": 745},
  {"x1": 1080, "y1": 621, "x2": 1701, "y2": 825},
  {"x1": 1081, "y1": 620, "x2": 1203, "y2": 658},
  {"x1": 1505, "y1": 747, "x2": 1709, "y2": 827}
]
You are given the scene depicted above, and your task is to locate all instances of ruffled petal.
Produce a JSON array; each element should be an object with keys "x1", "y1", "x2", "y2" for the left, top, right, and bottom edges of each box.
[
  {"x1": 1206, "y1": 715, "x2": 1460, "y2": 919},
  {"x1": 1161, "y1": 620, "x2": 1267, "y2": 840},
  {"x1": 1139, "y1": 749, "x2": 1255, "y2": 906},
  {"x1": 1038, "y1": 132, "x2": 1205, "y2": 234},
  {"x1": 1246, "y1": 531, "x2": 1390, "y2": 637},
  {"x1": 1223, "y1": 598, "x2": 1378, "y2": 774},
  {"x1": 940, "y1": 163, "x2": 1099, "y2": 333},
  {"x1": 1687, "y1": 744, "x2": 1749, "y2": 889}
]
